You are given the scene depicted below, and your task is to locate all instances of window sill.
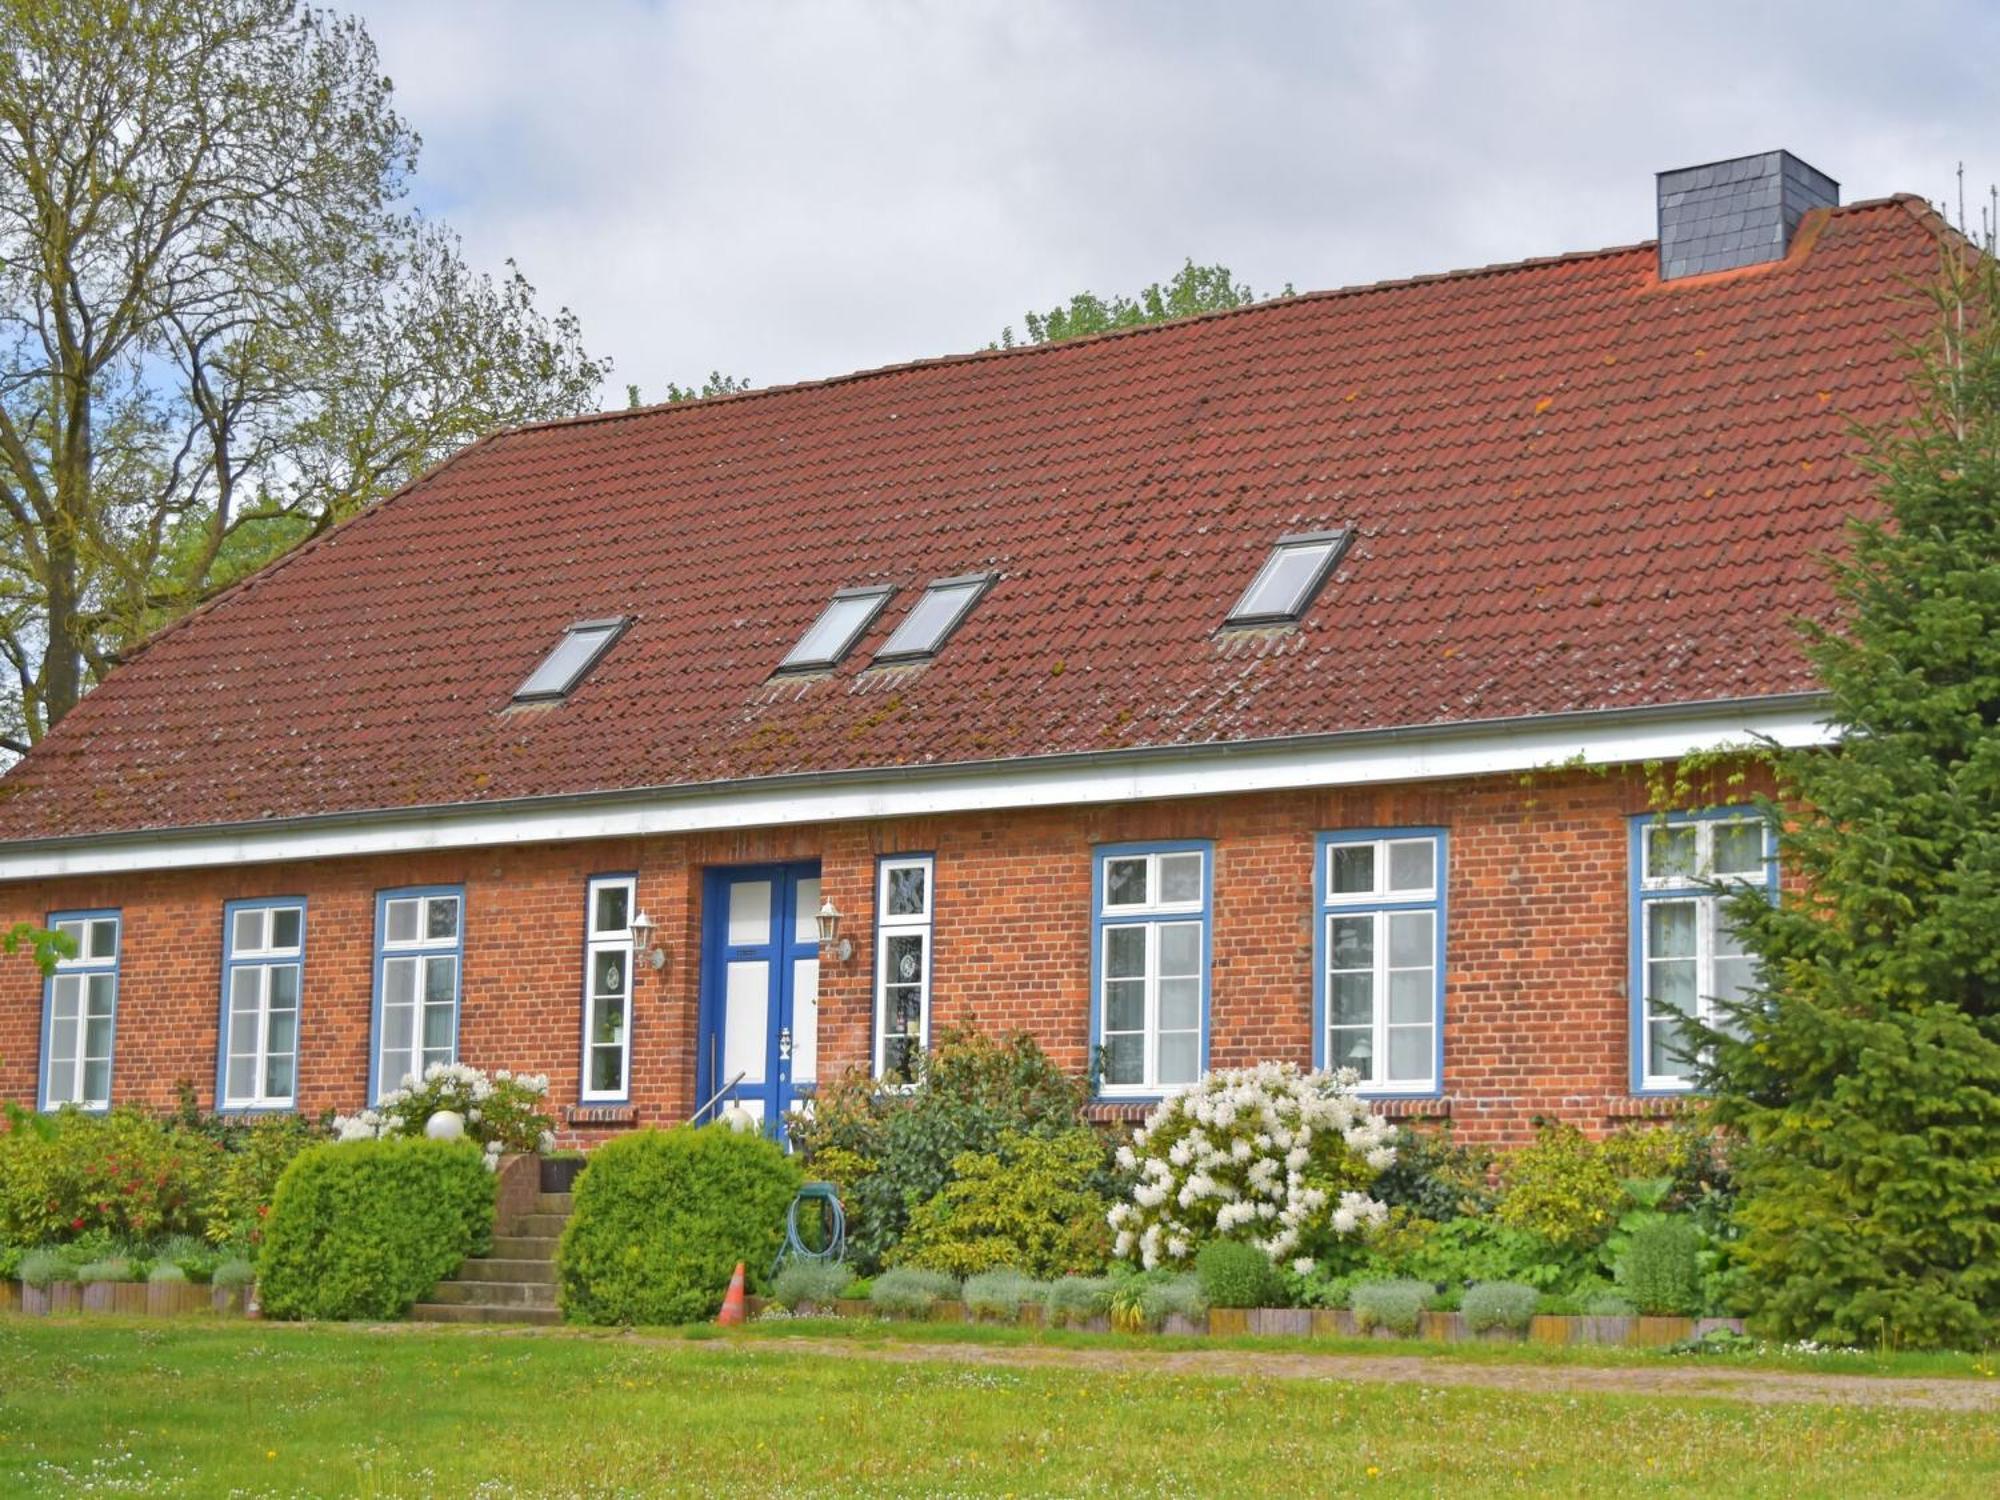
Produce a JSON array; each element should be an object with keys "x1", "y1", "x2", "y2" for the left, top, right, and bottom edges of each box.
[{"x1": 566, "y1": 1103, "x2": 637, "y2": 1127}]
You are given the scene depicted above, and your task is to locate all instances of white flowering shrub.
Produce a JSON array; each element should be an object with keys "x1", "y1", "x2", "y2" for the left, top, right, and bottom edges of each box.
[
  {"x1": 1109, "y1": 1063, "x2": 1394, "y2": 1272},
  {"x1": 333, "y1": 1063, "x2": 556, "y2": 1168}
]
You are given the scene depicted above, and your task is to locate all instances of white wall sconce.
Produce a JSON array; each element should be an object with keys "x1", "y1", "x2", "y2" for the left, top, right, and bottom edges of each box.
[
  {"x1": 629, "y1": 909, "x2": 667, "y2": 974},
  {"x1": 816, "y1": 897, "x2": 853, "y2": 961}
]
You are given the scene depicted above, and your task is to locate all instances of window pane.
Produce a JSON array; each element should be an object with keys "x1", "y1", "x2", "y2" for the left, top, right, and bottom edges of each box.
[
  {"x1": 1230, "y1": 539, "x2": 1336, "y2": 620},
  {"x1": 382, "y1": 1004, "x2": 414, "y2": 1052},
  {"x1": 1329, "y1": 916, "x2": 1374, "y2": 969},
  {"x1": 1330, "y1": 1027, "x2": 1374, "y2": 1078},
  {"x1": 516, "y1": 623, "x2": 619, "y2": 698},
  {"x1": 51, "y1": 974, "x2": 80, "y2": 1020},
  {"x1": 49, "y1": 1014, "x2": 77, "y2": 1070},
  {"x1": 1647, "y1": 826, "x2": 1697, "y2": 882},
  {"x1": 264, "y1": 1053, "x2": 295, "y2": 1101},
  {"x1": 1158, "y1": 1032, "x2": 1199, "y2": 1085},
  {"x1": 1330, "y1": 844, "x2": 1375, "y2": 895},
  {"x1": 1105, "y1": 858, "x2": 1148, "y2": 907},
  {"x1": 595, "y1": 951, "x2": 628, "y2": 998},
  {"x1": 1159, "y1": 976, "x2": 1200, "y2": 1032},
  {"x1": 426, "y1": 897, "x2": 459, "y2": 942},
  {"x1": 1387, "y1": 1026, "x2": 1433, "y2": 1082},
  {"x1": 384, "y1": 957, "x2": 417, "y2": 1008},
  {"x1": 268, "y1": 966, "x2": 299, "y2": 1010},
  {"x1": 1102, "y1": 1033, "x2": 1143, "y2": 1086},
  {"x1": 882, "y1": 1035, "x2": 920, "y2": 1085},
  {"x1": 1158, "y1": 922, "x2": 1200, "y2": 976},
  {"x1": 1713, "y1": 822, "x2": 1763, "y2": 878},
  {"x1": 590, "y1": 1046, "x2": 624, "y2": 1094},
  {"x1": 781, "y1": 590, "x2": 887, "y2": 669},
  {"x1": 1388, "y1": 968, "x2": 1432, "y2": 1024},
  {"x1": 593, "y1": 995, "x2": 626, "y2": 1045},
  {"x1": 1712, "y1": 955, "x2": 1757, "y2": 1008},
  {"x1": 54, "y1": 919, "x2": 84, "y2": 955},
  {"x1": 1104, "y1": 979, "x2": 1145, "y2": 1033},
  {"x1": 1387, "y1": 840, "x2": 1435, "y2": 892},
  {"x1": 82, "y1": 1059, "x2": 110, "y2": 1104},
  {"x1": 88, "y1": 920, "x2": 118, "y2": 960},
  {"x1": 229, "y1": 1003, "x2": 260, "y2": 1053},
  {"x1": 226, "y1": 1054, "x2": 254, "y2": 1103},
  {"x1": 1331, "y1": 972, "x2": 1374, "y2": 1025},
  {"x1": 386, "y1": 899, "x2": 419, "y2": 944},
  {"x1": 890, "y1": 985, "x2": 924, "y2": 1033},
  {"x1": 1388, "y1": 910, "x2": 1433, "y2": 968},
  {"x1": 271, "y1": 907, "x2": 302, "y2": 950},
  {"x1": 1158, "y1": 853, "x2": 1202, "y2": 905},
  {"x1": 794, "y1": 878, "x2": 821, "y2": 944},
  {"x1": 1104, "y1": 926, "x2": 1146, "y2": 980},
  {"x1": 422, "y1": 1003, "x2": 454, "y2": 1050},
  {"x1": 423, "y1": 955, "x2": 456, "y2": 1006},
  {"x1": 233, "y1": 908, "x2": 264, "y2": 954},
  {"x1": 878, "y1": 579, "x2": 984, "y2": 658},
  {"x1": 594, "y1": 884, "x2": 630, "y2": 936},
  {"x1": 86, "y1": 974, "x2": 115, "y2": 1016},
  {"x1": 83, "y1": 1012, "x2": 113, "y2": 1060},
  {"x1": 886, "y1": 933, "x2": 926, "y2": 986},
  {"x1": 1650, "y1": 1018, "x2": 1696, "y2": 1080},
  {"x1": 1648, "y1": 901, "x2": 1697, "y2": 959},
  {"x1": 1648, "y1": 958, "x2": 1698, "y2": 1015},
  {"x1": 266, "y1": 1010, "x2": 296, "y2": 1054},
  {"x1": 728, "y1": 880, "x2": 772, "y2": 946},
  {"x1": 885, "y1": 864, "x2": 928, "y2": 918}
]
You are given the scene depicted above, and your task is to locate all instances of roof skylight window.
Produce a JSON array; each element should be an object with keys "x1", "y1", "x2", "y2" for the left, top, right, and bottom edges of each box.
[
  {"x1": 513, "y1": 617, "x2": 628, "y2": 702},
  {"x1": 1224, "y1": 529, "x2": 1351, "y2": 627},
  {"x1": 777, "y1": 585, "x2": 895, "y2": 673},
  {"x1": 875, "y1": 573, "x2": 993, "y2": 663}
]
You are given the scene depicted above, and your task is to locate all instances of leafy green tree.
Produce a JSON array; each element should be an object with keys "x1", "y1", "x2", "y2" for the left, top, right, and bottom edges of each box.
[
  {"x1": 996, "y1": 259, "x2": 1287, "y2": 347},
  {"x1": 1702, "y1": 247, "x2": 2000, "y2": 1349},
  {"x1": 0, "y1": 0, "x2": 609, "y2": 751}
]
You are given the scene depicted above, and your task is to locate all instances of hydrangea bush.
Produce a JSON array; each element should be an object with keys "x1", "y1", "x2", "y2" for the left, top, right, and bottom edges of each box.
[
  {"x1": 333, "y1": 1063, "x2": 555, "y2": 1167},
  {"x1": 1109, "y1": 1063, "x2": 1394, "y2": 1272}
]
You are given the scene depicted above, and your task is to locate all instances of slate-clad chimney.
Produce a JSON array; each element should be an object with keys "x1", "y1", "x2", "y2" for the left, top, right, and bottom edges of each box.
[{"x1": 1657, "y1": 150, "x2": 1839, "y2": 280}]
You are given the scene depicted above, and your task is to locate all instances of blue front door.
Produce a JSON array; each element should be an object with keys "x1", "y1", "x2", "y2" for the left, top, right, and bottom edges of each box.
[{"x1": 696, "y1": 862, "x2": 821, "y2": 1134}]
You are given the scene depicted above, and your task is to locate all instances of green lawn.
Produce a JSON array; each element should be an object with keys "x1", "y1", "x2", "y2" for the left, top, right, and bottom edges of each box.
[{"x1": 0, "y1": 1320, "x2": 1993, "y2": 1498}]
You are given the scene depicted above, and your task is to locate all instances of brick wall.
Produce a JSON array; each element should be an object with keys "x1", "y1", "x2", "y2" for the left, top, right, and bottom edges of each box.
[{"x1": 0, "y1": 764, "x2": 1726, "y2": 1147}]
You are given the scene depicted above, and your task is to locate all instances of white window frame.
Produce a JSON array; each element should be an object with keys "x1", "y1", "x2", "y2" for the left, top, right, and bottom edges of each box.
[
  {"x1": 1094, "y1": 846, "x2": 1208, "y2": 1097},
  {"x1": 873, "y1": 855, "x2": 934, "y2": 1084},
  {"x1": 581, "y1": 875, "x2": 635, "y2": 1102},
  {"x1": 1318, "y1": 833, "x2": 1444, "y2": 1095},
  {"x1": 42, "y1": 912, "x2": 120, "y2": 1112},
  {"x1": 374, "y1": 889, "x2": 463, "y2": 1101},
  {"x1": 1635, "y1": 815, "x2": 1772, "y2": 1092},
  {"x1": 220, "y1": 901, "x2": 304, "y2": 1110}
]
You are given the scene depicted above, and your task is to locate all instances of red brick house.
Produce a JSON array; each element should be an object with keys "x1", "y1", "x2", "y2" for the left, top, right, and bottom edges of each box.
[{"x1": 0, "y1": 153, "x2": 1954, "y2": 1145}]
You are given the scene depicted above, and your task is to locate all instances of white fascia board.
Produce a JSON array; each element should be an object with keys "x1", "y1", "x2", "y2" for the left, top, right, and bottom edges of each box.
[{"x1": 0, "y1": 701, "x2": 1831, "y2": 881}]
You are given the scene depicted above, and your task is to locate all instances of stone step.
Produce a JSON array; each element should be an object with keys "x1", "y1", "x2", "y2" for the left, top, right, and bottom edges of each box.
[
  {"x1": 409, "y1": 1301, "x2": 562, "y2": 1326},
  {"x1": 489, "y1": 1234, "x2": 561, "y2": 1260},
  {"x1": 427, "y1": 1279, "x2": 556, "y2": 1310},
  {"x1": 456, "y1": 1257, "x2": 558, "y2": 1285},
  {"x1": 536, "y1": 1192, "x2": 573, "y2": 1216},
  {"x1": 506, "y1": 1212, "x2": 570, "y2": 1238}
]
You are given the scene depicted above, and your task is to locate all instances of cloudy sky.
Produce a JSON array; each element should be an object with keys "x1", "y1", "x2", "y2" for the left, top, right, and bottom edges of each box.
[{"x1": 355, "y1": 0, "x2": 1998, "y2": 405}]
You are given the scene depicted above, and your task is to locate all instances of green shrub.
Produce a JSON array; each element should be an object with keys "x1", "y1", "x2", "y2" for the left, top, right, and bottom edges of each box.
[
  {"x1": 1043, "y1": 1275, "x2": 1114, "y2": 1327},
  {"x1": 1373, "y1": 1124, "x2": 1494, "y2": 1221},
  {"x1": 257, "y1": 1139, "x2": 494, "y2": 1321},
  {"x1": 1585, "y1": 1292, "x2": 1637, "y2": 1317},
  {"x1": 892, "y1": 1129, "x2": 1112, "y2": 1279},
  {"x1": 18, "y1": 1248, "x2": 72, "y2": 1287},
  {"x1": 1108, "y1": 1268, "x2": 1208, "y2": 1330},
  {"x1": 152, "y1": 1232, "x2": 220, "y2": 1283},
  {"x1": 1494, "y1": 1122, "x2": 1626, "y2": 1252},
  {"x1": 962, "y1": 1269, "x2": 1043, "y2": 1320},
  {"x1": 1194, "y1": 1239, "x2": 1284, "y2": 1309},
  {"x1": 0, "y1": 1244, "x2": 22, "y2": 1282},
  {"x1": 337, "y1": 1063, "x2": 555, "y2": 1157},
  {"x1": 556, "y1": 1125, "x2": 801, "y2": 1326},
  {"x1": 769, "y1": 1259, "x2": 852, "y2": 1313},
  {"x1": 200, "y1": 1113, "x2": 318, "y2": 1249},
  {"x1": 1350, "y1": 1279, "x2": 1430, "y2": 1336},
  {"x1": 868, "y1": 1267, "x2": 958, "y2": 1317},
  {"x1": 1362, "y1": 1210, "x2": 1581, "y2": 1292},
  {"x1": 1617, "y1": 1217, "x2": 1704, "y2": 1316},
  {"x1": 789, "y1": 1029, "x2": 1095, "y2": 1271},
  {"x1": 146, "y1": 1262, "x2": 188, "y2": 1285},
  {"x1": 75, "y1": 1257, "x2": 134, "y2": 1283},
  {"x1": 1461, "y1": 1280, "x2": 1540, "y2": 1334},
  {"x1": 211, "y1": 1257, "x2": 255, "y2": 1290},
  {"x1": 0, "y1": 1105, "x2": 222, "y2": 1243}
]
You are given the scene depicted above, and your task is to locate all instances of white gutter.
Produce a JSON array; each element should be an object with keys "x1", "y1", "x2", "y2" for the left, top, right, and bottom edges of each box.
[{"x1": 0, "y1": 697, "x2": 1832, "y2": 881}]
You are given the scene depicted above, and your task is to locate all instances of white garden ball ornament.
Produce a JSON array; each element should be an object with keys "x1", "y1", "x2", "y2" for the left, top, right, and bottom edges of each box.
[
  {"x1": 721, "y1": 1103, "x2": 757, "y2": 1133},
  {"x1": 425, "y1": 1110, "x2": 466, "y2": 1141}
]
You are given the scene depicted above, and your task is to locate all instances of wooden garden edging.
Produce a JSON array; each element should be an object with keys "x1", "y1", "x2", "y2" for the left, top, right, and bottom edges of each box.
[{"x1": 13, "y1": 1280, "x2": 250, "y2": 1317}]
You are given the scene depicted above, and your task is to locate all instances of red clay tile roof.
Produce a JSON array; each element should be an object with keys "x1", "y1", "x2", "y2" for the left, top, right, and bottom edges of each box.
[{"x1": 0, "y1": 196, "x2": 1955, "y2": 842}]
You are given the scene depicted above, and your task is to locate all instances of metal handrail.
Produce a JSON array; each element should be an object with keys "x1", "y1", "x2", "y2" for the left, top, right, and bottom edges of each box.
[{"x1": 688, "y1": 1071, "x2": 748, "y2": 1126}]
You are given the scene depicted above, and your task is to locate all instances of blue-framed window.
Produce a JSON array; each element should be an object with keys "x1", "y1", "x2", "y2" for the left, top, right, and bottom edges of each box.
[
  {"x1": 40, "y1": 910, "x2": 120, "y2": 1112},
  {"x1": 1630, "y1": 811, "x2": 1775, "y2": 1093},
  {"x1": 218, "y1": 899, "x2": 305, "y2": 1111},
  {"x1": 874, "y1": 854, "x2": 934, "y2": 1084},
  {"x1": 1314, "y1": 830, "x2": 1446, "y2": 1095},
  {"x1": 581, "y1": 875, "x2": 635, "y2": 1102},
  {"x1": 371, "y1": 886, "x2": 464, "y2": 1101},
  {"x1": 1091, "y1": 842, "x2": 1211, "y2": 1097}
]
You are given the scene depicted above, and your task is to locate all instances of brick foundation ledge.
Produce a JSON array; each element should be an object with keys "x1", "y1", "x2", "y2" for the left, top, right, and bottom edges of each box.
[{"x1": 564, "y1": 1104, "x2": 638, "y2": 1127}]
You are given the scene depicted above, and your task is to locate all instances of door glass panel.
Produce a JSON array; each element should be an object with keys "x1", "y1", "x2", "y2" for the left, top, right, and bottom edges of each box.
[
  {"x1": 793, "y1": 879, "x2": 821, "y2": 945},
  {"x1": 729, "y1": 881, "x2": 773, "y2": 946},
  {"x1": 791, "y1": 957, "x2": 819, "y2": 1083},
  {"x1": 724, "y1": 960, "x2": 769, "y2": 1080}
]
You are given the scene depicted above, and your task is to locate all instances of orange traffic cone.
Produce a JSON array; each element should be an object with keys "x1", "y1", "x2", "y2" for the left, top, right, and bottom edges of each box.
[{"x1": 717, "y1": 1261, "x2": 747, "y2": 1326}]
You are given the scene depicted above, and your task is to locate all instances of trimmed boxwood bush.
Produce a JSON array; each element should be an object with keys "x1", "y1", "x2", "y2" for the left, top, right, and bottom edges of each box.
[
  {"x1": 1195, "y1": 1239, "x2": 1284, "y2": 1309},
  {"x1": 258, "y1": 1139, "x2": 494, "y2": 1321},
  {"x1": 557, "y1": 1125, "x2": 802, "y2": 1326}
]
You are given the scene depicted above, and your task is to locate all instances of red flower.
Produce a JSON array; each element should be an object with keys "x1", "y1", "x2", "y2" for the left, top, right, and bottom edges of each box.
[{"x1": 70, "y1": 1216, "x2": 84, "y2": 1230}]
